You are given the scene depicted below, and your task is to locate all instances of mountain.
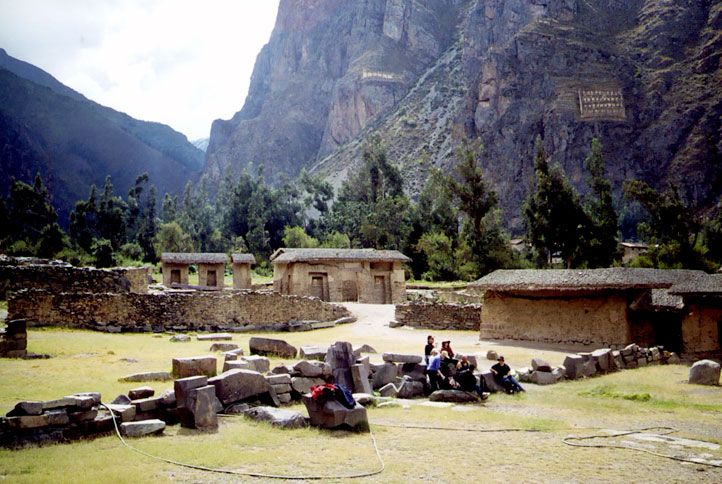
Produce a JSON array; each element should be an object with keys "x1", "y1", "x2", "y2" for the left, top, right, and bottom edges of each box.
[
  {"x1": 206, "y1": 0, "x2": 722, "y2": 231},
  {"x1": 0, "y1": 49, "x2": 204, "y2": 223},
  {"x1": 192, "y1": 138, "x2": 210, "y2": 152}
]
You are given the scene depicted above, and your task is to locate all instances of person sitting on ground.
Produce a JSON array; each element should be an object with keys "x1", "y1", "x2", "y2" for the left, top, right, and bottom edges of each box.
[
  {"x1": 455, "y1": 355, "x2": 490, "y2": 400},
  {"x1": 426, "y1": 349, "x2": 444, "y2": 392},
  {"x1": 424, "y1": 335, "x2": 435, "y2": 364},
  {"x1": 490, "y1": 356, "x2": 525, "y2": 394},
  {"x1": 440, "y1": 340, "x2": 455, "y2": 358}
]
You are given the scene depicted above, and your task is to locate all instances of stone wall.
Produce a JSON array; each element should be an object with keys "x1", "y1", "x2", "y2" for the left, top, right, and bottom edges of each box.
[
  {"x1": 480, "y1": 291, "x2": 634, "y2": 347},
  {"x1": 681, "y1": 301, "x2": 722, "y2": 357},
  {"x1": 395, "y1": 302, "x2": 481, "y2": 331},
  {"x1": 0, "y1": 259, "x2": 150, "y2": 297},
  {"x1": 7, "y1": 289, "x2": 350, "y2": 333}
]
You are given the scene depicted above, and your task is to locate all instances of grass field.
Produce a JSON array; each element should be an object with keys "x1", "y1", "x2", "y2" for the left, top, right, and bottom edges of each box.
[{"x1": 1, "y1": 309, "x2": 721, "y2": 482}]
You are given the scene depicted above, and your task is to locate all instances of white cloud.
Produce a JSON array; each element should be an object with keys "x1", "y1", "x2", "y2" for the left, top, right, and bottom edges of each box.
[{"x1": 0, "y1": 0, "x2": 279, "y2": 140}]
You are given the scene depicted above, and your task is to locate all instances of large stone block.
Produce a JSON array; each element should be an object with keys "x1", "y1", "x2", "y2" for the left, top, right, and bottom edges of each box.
[
  {"x1": 171, "y1": 356, "x2": 217, "y2": 378},
  {"x1": 120, "y1": 419, "x2": 165, "y2": 437},
  {"x1": 398, "y1": 362, "x2": 427, "y2": 381},
  {"x1": 249, "y1": 337, "x2": 297, "y2": 359},
  {"x1": 223, "y1": 360, "x2": 252, "y2": 372},
  {"x1": 293, "y1": 360, "x2": 325, "y2": 378},
  {"x1": 174, "y1": 375, "x2": 208, "y2": 408},
  {"x1": 299, "y1": 345, "x2": 328, "y2": 361},
  {"x1": 563, "y1": 355, "x2": 585, "y2": 379},
  {"x1": 480, "y1": 371, "x2": 506, "y2": 393},
  {"x1": 119, "y1": 372, "x2": 172, "y2": 383},
  {"x1": 291, "y1": 376, "x2": 325, "y2": 395},
  {"x1": 352, "y1": 344, "x2": 377, "y2": 357},
  {"x1": 208, "y1": 369, "x2": 271, "y2": 405},
  {"x1": 132, "y1": 396, "x2": 164, "y2": 413},
  {"x1": 689, "y1": 360, "x2": 721, "y2": 386},
  {"x1": 241, "y1": 355, "x2": 270, "y2": 373},
  {"x1": 210, "y1": 343, "x2": 239, "y2": 352},
  {"x1": 184, "y1": 385, "x2": 218, "y2": 430},
  {"x1": 530, "y1": 371, "x2": 560, "y2": 385},
  {"x1": 382, "y1": 353, "x2": 422, "y2": 364},
  {"x1": 531, "y1": 358, "x2": 552, "y2": 372},
  {"x1": 371, "y1": 363, "x2": 398, "y2": 389},
  {"x1": 107, "y1": 404, "x2": 136, "y2": 422},
  {"x1": 128, "y1": 387, "x2": 155, "y2": 400},
  {"x1": 266, "y1": 373, "x2": 292, "y2": 385},
  {"x1": 429, "y1": 390, "x2": 479, "y2": 403},
  {"x1": 243, "y1": 406, "x2": 307, "y2": 429},
  {"x1": 7, "y1": 401, "x2": 43, "y2": 417},
  {"x1": 351, "y1": 364, "x2": 373, "y2": 394},
  {"x1": 591, "y1": 349, "x2": 613, "y2": 372},
  {"x1": 325, "y1": 341, "x2": 356, "y2": 391},
  {"x1": 6, "y1": 414, "x2": 49, "y2": 429},
  {"x1": 379, "y1": 383, "x2": 398, "y2": 397},
  {"x1": 302, "y1": 395, "x2": 368, "y2": 431},
  {"x1": 396, "y1": 379, "x2": 425, "y2": 399},
  {"x1": 197, "y1": 333, "x2": 233, "y2": 341}
]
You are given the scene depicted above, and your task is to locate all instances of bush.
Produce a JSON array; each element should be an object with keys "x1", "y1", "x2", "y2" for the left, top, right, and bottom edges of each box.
[{"x1": 119, "y1": 242, "x2": 143, "y2": 261}]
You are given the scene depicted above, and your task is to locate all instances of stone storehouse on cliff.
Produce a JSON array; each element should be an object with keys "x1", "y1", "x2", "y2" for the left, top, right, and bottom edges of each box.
[
  {"x1": 470, "y1": 268, "x2": 712, "y2": 354},
  {"x1": 270, "y1": 248, "x2": 410, "y2": 304}
]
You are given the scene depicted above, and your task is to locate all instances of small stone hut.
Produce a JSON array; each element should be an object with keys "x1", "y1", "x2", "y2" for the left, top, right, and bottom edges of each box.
[
  {"x1": 669, "y1": 274, "x2": 722, "y2": 358},
  {"x1": 231, "y1": 253, "x2": 256, "y2": 289},
  {"x1": 270, "y1": 248, "x2": 410, "y2": 304},
  {"x1": 160, "y1": 253, "x2": 228, "y2": 288},
  {"x1": 470, "y1": 268, "x2": 703, "y2": 350}
]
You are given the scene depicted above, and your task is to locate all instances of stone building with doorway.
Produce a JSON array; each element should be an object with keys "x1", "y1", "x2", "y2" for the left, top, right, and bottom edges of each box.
[
  {"x1": 669, "y1": 274, "x2": 722, "y2": 358},
  {"x1": 470, "y1": 268, "x2": 704, "y2": 352},
  {"x1": 270, "y1": 248, "x2": 410, "y2": 304},
  {"x1": 160, "y1": 253, "x2": 228, "y2": 289},
  {"x1": 231, "y1": 253, "x2": 255, "y2": 289}
]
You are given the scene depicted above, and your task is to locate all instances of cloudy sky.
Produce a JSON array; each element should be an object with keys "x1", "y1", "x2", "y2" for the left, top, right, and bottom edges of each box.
[{"x1": 0, "y1": 0, "x2": 280, "y2": 141}]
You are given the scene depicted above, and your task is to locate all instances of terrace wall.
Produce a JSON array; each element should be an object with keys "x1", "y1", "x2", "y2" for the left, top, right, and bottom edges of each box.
[
  {"x1": 7, "y1": 289, "x2": 350, "y2": 333},
  {"x1": 395, "y1": 302, "x2": 481, "y2": 331}
]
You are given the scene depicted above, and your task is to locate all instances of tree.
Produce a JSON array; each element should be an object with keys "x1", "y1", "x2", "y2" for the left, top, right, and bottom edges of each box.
[
  {"x1": 160, "y1": 193, "x2": 177, "y2": 223},
  {"x1": 524, "y1": 137, "x2": 591, "y2": 268},
  {"x1": 125, "y1": 173, "x2": 149, "y2": 242},
  {"x1": 415, "y1": 231, "x2": 456, "y2": 281},
  {"x1": 448, "y1": 143, "x2": 512, "y2": 276},
  {"x1": 137, "y1": 184, "x2": 158, "y2": 262},
  {"x1": 4, "y1": 174, "x2": 67, "y2": 257},
  {"x1": 282, "y1": 226, "x2": 319, "y2": 248},
  {"x1": 326, "y1": 137, "x2": 412, "y2": 250},
  {"x1": 97, "y1": 176, "x2": 127, "y2": 250},
  {"x1": 320, "y1": 231, "x2": 351, "y2": 248},
  {"x1": 623, "y1": 179, "x2": 710, "y2": 269},
  {"x1": 704, "y1": 201, "x2": 722, "y2": 265},
  {"x1": 153, "y1": 222, "x2": 194, "y2": 254},
  {"x1": 582, "y1": 138, "x2": 619, "y2": 267},
  {"x1": 92, "y1": 238, "x2": 116, "y2": 268}
]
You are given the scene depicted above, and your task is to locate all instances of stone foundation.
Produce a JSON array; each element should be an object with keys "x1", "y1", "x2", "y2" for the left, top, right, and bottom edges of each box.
[
  {"x1": 7, "y1": 289, "x2": 350, "y2": 333},
  {"x1": 395, "y1": 302, "x2": 481, "y2": 331}
]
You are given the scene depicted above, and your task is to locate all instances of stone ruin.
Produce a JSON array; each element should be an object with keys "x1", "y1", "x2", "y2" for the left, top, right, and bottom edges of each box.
[{"x1": 0, "y1": 319, "x2": 48, "y2": 359}]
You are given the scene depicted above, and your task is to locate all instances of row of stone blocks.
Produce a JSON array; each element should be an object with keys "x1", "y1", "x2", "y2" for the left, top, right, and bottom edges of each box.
[{"x1": 0, "y1": 391, "x2": 167, "y2": 448}]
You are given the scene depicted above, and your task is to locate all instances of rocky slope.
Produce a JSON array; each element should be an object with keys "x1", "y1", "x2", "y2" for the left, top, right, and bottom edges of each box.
[
  {"x1": 208, "y1": 0, "x2": 722, "y2": 230},
  {"x1": 0, "y1": 49, "x2": 204, "y2": 224}
]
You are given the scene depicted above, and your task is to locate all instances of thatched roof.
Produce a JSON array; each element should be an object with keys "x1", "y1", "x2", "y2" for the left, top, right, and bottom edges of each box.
[
  {"x1": 669, "y1": 274, "x2": 722, "y2": 295},
  {"x1": 161, "y1": 253, "x2": 228, "y2": 264},
  {"x1": 270, "y1": 248, "x2": 411, "y2": 264},
  {"x1": 470, "y1": 268, "x2": 703, "y2": 293},
  {"x1": 630, "y1": 289, "x2": 685, "y2": 312},
  {"x1": 231, "y1": 253, "x2": 256, "y2": 265}
]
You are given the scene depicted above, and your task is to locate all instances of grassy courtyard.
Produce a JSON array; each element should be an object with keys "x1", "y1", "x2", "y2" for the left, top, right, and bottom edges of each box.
[{"x1": 1, "y1": 308, "x2": 721, "y2": 482}]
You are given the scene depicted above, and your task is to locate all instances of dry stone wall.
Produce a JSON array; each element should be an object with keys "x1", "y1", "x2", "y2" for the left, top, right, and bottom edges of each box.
[
  {"x1": 395, "y1": 302, "x2": 481, "y2": 331},
  {"x1": 0, "y1": 257, "x2": 150, "y2": 297},
  {"x1": 8, "y1": 289, "x2": 350, "y2": 333}
]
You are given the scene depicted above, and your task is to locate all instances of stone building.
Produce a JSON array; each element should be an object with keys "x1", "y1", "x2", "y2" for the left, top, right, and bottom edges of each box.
[
  {"x1": 670, "y1": 275, "x2": 722, "y2": 358},
  {"x1": 270, "y1": 248, "x2": 410, "y2": 304},
  {"x1": 231, "y1": 253, "x2": 255, "y2": 289},
  {"x1": 160, "y1": 253, "x2": 228, "y2": 289},
  {"x1": 470, "y1": 268, "x2": 704, "y2": 351}
]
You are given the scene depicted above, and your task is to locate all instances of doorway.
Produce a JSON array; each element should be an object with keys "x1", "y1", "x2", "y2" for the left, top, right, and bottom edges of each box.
[
  {"x1": 207, "y1": 270, "x2": 217, "y2": 287},
  {"x1": 309, "y1": 273, "x2": 328, "y2": 301},
  {"x1": 373, "y1": 275, "x2": 388, "y2": 304},
  {"x1": 170, "y1": 269, "x2": 181, "y2": 285}
]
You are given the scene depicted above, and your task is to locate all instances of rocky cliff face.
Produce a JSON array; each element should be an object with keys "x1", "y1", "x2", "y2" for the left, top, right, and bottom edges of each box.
[{"x1": 208, "y1": 0, "x2": 722, "y2": 230}]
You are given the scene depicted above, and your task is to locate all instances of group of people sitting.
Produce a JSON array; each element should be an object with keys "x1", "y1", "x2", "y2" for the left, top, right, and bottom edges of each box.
[{"x1": 424, "y1": 335, "x2": 525, "y2": 397}]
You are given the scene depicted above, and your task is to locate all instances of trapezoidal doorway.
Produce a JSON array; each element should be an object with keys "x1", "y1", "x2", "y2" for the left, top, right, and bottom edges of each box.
[
  {"x1": 310, "y1": 273, "x2": 329, "y2": 301},
  {"x1": 207, "y1": 270, "x2": 217, "y2": 287},
  {"x1": 373, "y1": 275, "x2": 390, "y2": 304},
  {"x1": 170, "y1": 269, "x2": 181, "y2": 285}
]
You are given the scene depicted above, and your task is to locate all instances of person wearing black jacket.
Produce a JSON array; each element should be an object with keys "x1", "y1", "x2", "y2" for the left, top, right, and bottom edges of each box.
[
  {"x1": 455, "y1": 356, "x2": 489, "y2": 400},
  {"x1": 424, "y1": 335, "x2": 435, "y2": 364}
]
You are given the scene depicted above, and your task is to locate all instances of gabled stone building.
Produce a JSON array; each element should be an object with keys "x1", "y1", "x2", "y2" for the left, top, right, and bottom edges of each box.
[
  {"x1": 160, "y1": 253, "x2": 228, "y2": 289},
  {"x1": 470, "y1": 268, "x2": 704, "y2": 352},
  {"x1": 270, "y1": 248, "x2": 410, "y2": 304},
  {"x1": 231, "y1": 253, "x2": 256, "y2": 289}
]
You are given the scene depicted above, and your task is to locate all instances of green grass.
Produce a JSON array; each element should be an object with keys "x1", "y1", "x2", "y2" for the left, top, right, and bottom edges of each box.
[{"x1": 1, "y1": 326, "x2": 721, "y2": 481}]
